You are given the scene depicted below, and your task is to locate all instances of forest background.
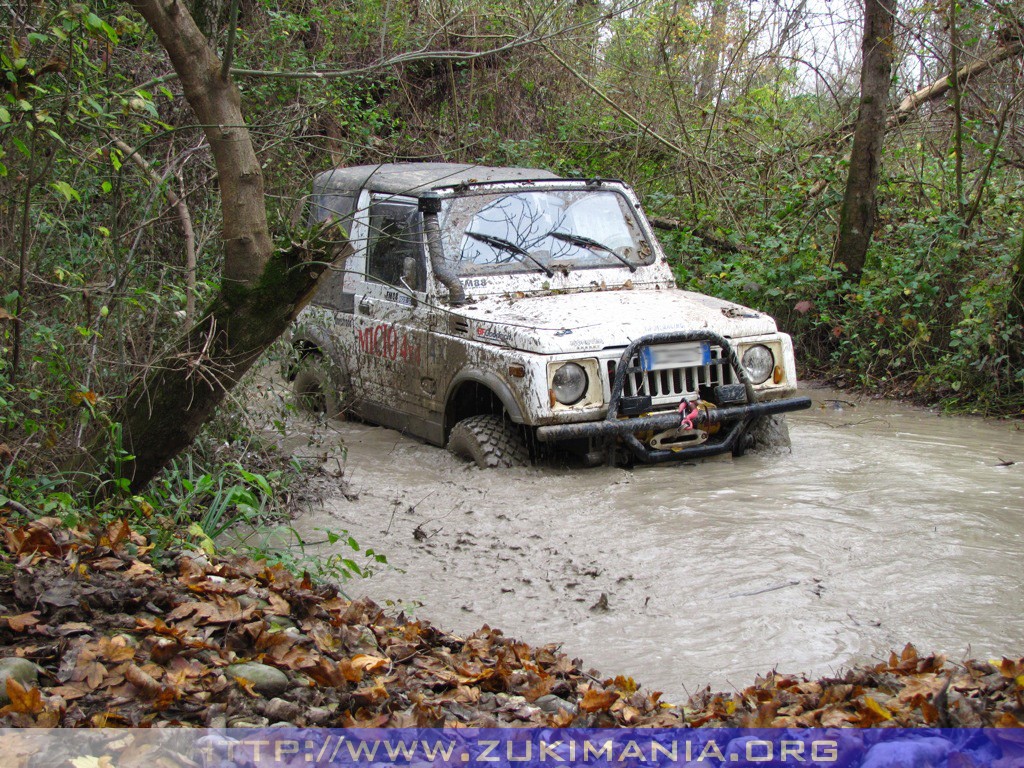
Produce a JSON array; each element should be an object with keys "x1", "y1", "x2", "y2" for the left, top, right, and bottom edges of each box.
[{"x1": 1, "y1": 0, "x2": 1023, "y2": 558}]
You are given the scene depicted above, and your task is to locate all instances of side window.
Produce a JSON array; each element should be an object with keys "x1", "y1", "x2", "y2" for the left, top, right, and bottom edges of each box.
[
  {"x1": 367, "y1": 200, "x2": 424, "y2": 291},
  {"x1": 308, "y1": 193, "x2": 356, "y2": 312},
  {"x1": 308, "y1": 193, "x2": 355, "y2": 230}
]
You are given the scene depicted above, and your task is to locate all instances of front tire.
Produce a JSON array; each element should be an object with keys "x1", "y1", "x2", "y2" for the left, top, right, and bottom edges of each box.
[
  {"x1": 740, "y1": 414, "x2": 791, "y2": 455},
  {"x1": 447, "y1": 415, "x2": 529, "y2": 468}
]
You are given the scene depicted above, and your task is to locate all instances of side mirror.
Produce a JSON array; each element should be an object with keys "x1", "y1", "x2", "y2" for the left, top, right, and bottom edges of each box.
[
  {"x1": 400, "y1": 257, "x2": 420, "y2": 306},
  {"x1": 402, "y1": 257, "x2": 420, "y2": 291}
]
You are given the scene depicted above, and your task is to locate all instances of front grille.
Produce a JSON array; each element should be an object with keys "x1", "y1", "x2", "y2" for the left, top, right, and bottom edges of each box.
[{"x1": 605, "y1": 345, "x2": 736, "y2": 403}]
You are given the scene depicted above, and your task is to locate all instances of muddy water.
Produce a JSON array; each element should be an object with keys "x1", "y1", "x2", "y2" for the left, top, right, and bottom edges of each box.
[{"x1": 286, "y1": 385, "x2": 1024, "y2": 701}]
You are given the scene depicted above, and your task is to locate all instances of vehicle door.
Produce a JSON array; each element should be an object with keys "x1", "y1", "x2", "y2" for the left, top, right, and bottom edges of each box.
[{"x1": 352, "y1": 194, "x2": 439, "y2": 438}]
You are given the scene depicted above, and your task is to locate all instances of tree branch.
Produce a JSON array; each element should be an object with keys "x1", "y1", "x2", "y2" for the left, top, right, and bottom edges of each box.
[
  {"x1": 648, "y1": 216, "x2": 753, "y2": 253},
  {"x1": 539, "y1": 43, "x2": 717, "y2": 174},
  {"x1": 888, "y1": 40, "x2": 1024, "y2": 128},
  {"x1": 112, "y1": 138, "x2": 198, "y2": 321},
  {"x1": 129, "y1": 0, "x2": 271, "y2": 287}
]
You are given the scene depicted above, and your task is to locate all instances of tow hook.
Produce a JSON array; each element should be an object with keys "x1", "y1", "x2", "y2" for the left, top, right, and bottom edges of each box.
[{"x1": 647, "y1": 397, "x2": 710, "y2": 451}]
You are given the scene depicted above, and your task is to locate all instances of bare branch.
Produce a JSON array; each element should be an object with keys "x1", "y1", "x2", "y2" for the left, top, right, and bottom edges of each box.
[
  {"x1": 889, "y1": 40, "x2": 1024, "y2": 128},
  {"x1": 112, "y1": 138, "x2": 198, "y2": 322}
]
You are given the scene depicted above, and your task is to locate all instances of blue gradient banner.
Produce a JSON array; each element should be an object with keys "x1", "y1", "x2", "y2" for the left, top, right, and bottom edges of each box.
[{"x1": 1, "y1": 728, "x2": 1020, "y2": 768}]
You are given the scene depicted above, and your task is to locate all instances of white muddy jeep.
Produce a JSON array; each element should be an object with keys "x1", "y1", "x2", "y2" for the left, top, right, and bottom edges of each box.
[{"x1": 284, "y1": 163, "x2": 810, "y2": 467}]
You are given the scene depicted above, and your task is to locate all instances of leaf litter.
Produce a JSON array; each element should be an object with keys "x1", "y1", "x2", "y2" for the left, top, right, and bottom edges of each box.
[{"x1": 0, "y1": 515, "x2": 1021, "y2": 728}]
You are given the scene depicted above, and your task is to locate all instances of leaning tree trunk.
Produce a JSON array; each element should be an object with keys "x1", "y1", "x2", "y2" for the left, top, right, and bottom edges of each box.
[
  {"x1": 80, "y1": 0, "x2": 343, "y2": 493},
  {"x1": 832, "y1": 0, "x2": 896, "y2": 283}
]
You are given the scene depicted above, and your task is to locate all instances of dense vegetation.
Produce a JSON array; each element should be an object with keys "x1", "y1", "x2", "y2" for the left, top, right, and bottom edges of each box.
[{"x1": 1, "y1": 0, "x2": 1022, "y2": 531}]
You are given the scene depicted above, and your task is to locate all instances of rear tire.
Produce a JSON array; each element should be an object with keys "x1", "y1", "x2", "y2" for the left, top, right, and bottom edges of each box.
[
  {"x1": 292, "y1": 355, "x2": 345, "y2": 419},
  {"x1": 448, "y1": 415, "x2": 529, "y2": 468}
]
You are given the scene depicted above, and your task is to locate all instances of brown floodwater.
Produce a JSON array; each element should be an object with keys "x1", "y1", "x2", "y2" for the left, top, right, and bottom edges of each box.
[{"x1": 280, "y1": 384, "x2": 1024, "y2": 702}]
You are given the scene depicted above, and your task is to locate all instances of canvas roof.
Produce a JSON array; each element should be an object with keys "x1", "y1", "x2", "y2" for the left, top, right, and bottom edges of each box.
[{"x1": 312, "y1": 163, "x2": 557, "y2": 196}]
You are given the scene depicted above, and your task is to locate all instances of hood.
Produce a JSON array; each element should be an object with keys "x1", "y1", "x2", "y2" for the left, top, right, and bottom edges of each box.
[{"x1": 455, "y1": 287, "x2": 778, "y2": 354}]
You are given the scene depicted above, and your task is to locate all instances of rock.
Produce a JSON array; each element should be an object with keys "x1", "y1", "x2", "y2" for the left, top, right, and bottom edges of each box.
[
  {"x1": 305, "y1": 706, "x2": 333, "y2": 725},
  {"x1": 264, "y1": 697, "x2": 301, "y2": 723},
  {"x1": 0, "y1": 657, "x2": 41, "y2": 706},
  {"x1": 224, "y1": 663, "x2": 290, "y2": 697},
  {"x1": 204, "y1": 703, "x2": 227, "y2": 729},
  {"x1": 534, "y1": 694, "x2": 578, "y2": 717}
]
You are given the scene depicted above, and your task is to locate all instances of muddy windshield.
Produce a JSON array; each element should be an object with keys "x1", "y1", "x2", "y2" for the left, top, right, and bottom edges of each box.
[{"x1": 440, "y1": 189, "x2": 652, "y2": 276}]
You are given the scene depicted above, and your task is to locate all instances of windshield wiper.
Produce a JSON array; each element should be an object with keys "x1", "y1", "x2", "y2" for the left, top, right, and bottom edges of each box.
[
  {"x1": 548, "y1": 231, "x2": 637, "y2": 273},
  {"x1": 466, "y1": 231, "x2": 553, "y2": 277}
]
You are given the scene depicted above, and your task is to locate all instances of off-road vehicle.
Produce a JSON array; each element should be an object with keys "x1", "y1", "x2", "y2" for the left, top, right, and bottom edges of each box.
[{"x1": 284, "y1": 163, "x2": 811, "y2": 467}]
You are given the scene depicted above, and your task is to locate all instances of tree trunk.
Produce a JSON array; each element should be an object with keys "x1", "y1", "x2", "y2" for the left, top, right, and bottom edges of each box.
[
  {"x1": 697, "y1": 0, "x2": 728, "y2": 104},
  {"x1": 79, "y1": 0, "x2": 345, "y2": 492},
  {"x1": 832, "y1": 0, "x2": 896, "y2": 282}
]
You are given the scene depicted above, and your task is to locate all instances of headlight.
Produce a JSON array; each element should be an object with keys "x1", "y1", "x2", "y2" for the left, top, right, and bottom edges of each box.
[
  {"x1": 741, "y1": 345, "x2": 774, "y2": 385},
  {"x1": 552, "y1": 362, "x2": 588, "y2": 405}
]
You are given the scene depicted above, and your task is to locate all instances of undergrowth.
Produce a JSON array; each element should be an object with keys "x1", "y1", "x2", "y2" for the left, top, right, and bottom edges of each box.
[{"x1": 0, "y1": 372, "x2": 385, "y2": 584}]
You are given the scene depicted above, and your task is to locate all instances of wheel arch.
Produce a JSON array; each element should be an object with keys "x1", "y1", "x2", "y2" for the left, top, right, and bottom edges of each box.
[
  {"x1": 283, "y1": 325, "x2": 336, "y2": 381},
  {"x1": 444, "y1": 368, "x2": 526, "y2": 439}
]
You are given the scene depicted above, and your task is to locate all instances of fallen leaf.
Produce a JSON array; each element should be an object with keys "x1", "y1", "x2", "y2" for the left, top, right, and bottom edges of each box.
[
  {"x1": 98, "y1": 636, "x2": 136, "y2": 663},
  {"x1": 580, "y1": 687, "x2": 619, "y2": 713},
  {"x1": 862, "y1": 695, "x2": 893, "y2": 721},
  {"x1": 124, "y1": 560, "x2": 155, "y2": 578},
  {"x1": 4, "y1": 678, "x2": 43, "y2": 715},
  {"x1": 351, "y1": 654, "x2": 390, "y2": 673},
  {"x1": 3, "y1": 612, "x2": 41, "y2": 632},
  {"x1": 125, "y1": 664, "x2": 162, "y2": 698},
  {"x1": 70, "y1": 758, "x2": 115, "y2": 768}
]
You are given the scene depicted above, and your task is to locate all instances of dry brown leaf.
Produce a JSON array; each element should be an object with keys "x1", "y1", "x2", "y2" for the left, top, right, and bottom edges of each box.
[
  {"x1": 6, "y1": 519, "x2": 64, "y2": 557},
  {"x1": 123, "y1": 560, "x2": 156, "y2": 578},
  {"x1": 580, "y1": 687, "x2": 619, "y2": 713},
  {"x1": 98, "y1": 636, "x2": 136, "y2": 663},
  {"x1": 610, "y1": 675, "x2": 639, "y2": 694},
  {"x1": 104, "y1": 519, "x2": 131, "y2": 549},
  {"x1": 3, "y1": 612, "x2": 40, "y2": 632},
  {"x1": 352, "y1": 681, "x2": 389, "y2": 707},
  {"x1": 81, "y1": 661, "x2": 107, "y2": 690},
  {"x1": 48, "y1": 684, "x2": 90, "y2": 701},
  {"x1": 351, "y1": 654, "x2": 390, "y2": 673},
  {"x1": 192, "y1": 597, "x2": 243, "y2": 625},
  {"x1": 998, "y1": 657, "x2": 1024, "y2": 679},
  {"x1": 90, "y1": 557, "x2": 126, "y2": 571},
  {"x1": 820, "y1": 683, "x2": 854, "y2": 705},
  {"x1": 819, "y1": 706, "x2": 856, "y2": 727},
  {"x1": 897, "y1": 674, "x2": 946, "y2": 703},
  {"x1": 4, "y1": 678, "x2": 43, "y2": 715},
  {"x1": 164, "y1": 603, "x2": 199, "y2": 622},
  {"x1": 307, "y1": 658, "x2": 361, "y2": 687},
  {"x1": 125, "y1": 664, "x2": 162, "y2": 698}
]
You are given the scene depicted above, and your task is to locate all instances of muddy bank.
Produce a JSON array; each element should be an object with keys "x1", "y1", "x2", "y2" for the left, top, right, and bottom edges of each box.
[{"x1": 275, "y1": 383, "x2": 1024, "y2": 703}]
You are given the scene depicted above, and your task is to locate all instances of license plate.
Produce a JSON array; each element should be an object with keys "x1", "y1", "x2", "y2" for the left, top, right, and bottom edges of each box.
[{"x1": 640, "y1": 342, "x2": 710, "y2": 371}]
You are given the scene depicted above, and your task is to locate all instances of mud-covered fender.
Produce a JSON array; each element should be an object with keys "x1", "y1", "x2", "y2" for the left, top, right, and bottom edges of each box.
[{"x1": 445, "y1": 367, "x2": 527, "y2": 425}]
